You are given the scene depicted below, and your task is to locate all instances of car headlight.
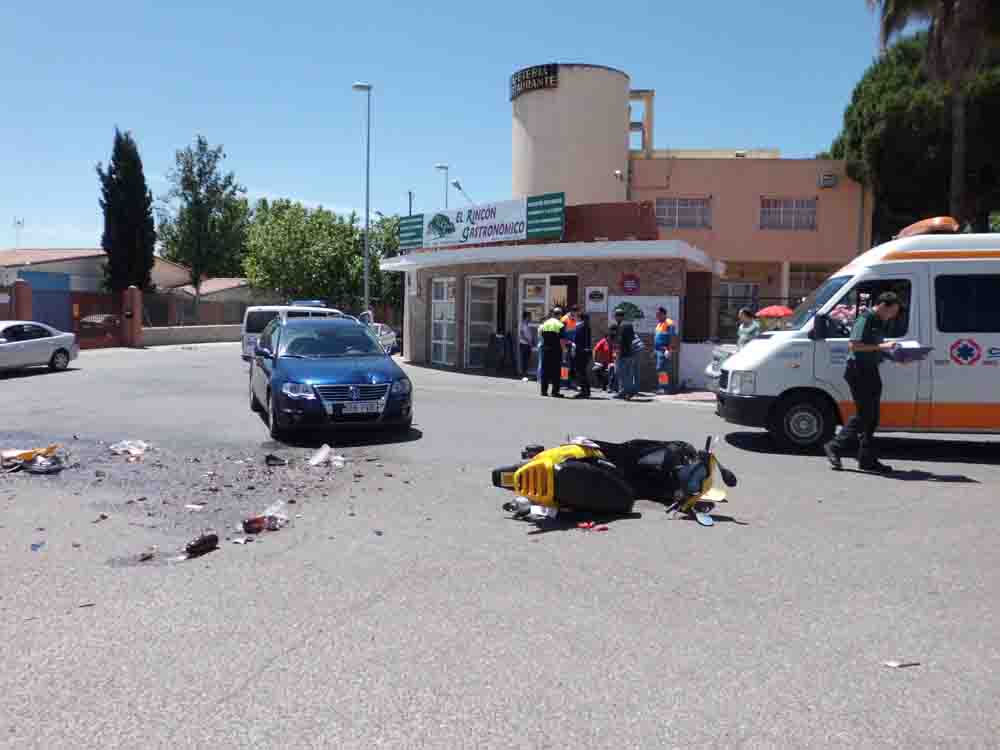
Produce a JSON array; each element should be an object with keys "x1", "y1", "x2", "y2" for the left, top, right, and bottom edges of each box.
[
  {"x1": 729, "y1": 371, "x2": 756, "y2": 396},
  {"x1": 391, "y1": 378, "x2": 412, "y2": 395},
  {"x1": 282, "y1": 382, "x2": 316, "y2": 399}
]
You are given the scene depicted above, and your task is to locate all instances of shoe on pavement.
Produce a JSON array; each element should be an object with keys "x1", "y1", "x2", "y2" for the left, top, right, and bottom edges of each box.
[
  {"x1": 860, "y1": 460, "x2": 893, "y2": 474},
  {"x1": 823, "y1": 442, "x2": 843, "y2": 471}
]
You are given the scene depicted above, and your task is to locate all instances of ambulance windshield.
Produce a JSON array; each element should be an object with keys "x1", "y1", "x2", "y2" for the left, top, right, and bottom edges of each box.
[{"x1": 784, "y1": 275, "x2": 852, "y2": 330}]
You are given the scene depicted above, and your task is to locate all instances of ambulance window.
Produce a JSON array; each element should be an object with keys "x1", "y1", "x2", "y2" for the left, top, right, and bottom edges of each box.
[
  {"x1": 936, "y1": 275, "x2": 1000, "y2": 333},
  {"x1": 830, "y1": 280, "x2": 911, "y2": 338}
]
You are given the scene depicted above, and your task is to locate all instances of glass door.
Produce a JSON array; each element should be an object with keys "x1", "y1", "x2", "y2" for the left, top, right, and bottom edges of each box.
[
  {"x1": 466, "y1": 277, "x2": 499, "y2": 368},
  {"x1": 431, "y1": 278, "x2": 457, "y2": 365}
]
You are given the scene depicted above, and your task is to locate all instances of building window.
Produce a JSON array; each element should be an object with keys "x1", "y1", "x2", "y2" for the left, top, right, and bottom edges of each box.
[
  {"x1": 656, "y1": 198, "x2": 712, "y2": 228},
  {"x1": 760, "y1": 198, "x2": 817, "y2": 231},
  {"x1": 935, "y1": 274, "x2": 1000, "y2": 333}
]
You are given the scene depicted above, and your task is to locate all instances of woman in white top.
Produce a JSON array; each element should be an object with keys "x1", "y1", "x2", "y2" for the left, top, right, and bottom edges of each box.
[
  {"x1": 518, "y1": 311, "x2": 535, "y2": 376},
  {"x1": 737, "y1": 308, "x2": 761, "y2": 350}
]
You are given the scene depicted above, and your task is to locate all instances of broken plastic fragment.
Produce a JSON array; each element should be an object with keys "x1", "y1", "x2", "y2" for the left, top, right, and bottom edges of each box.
[
  {"x1": 309, "y1": 444, "x2": 333, "y2": 467},
  {"x1": 882, "y1": 660, "x2": 921, "y2": 669},
  {"x1": 184, "y1": 533, "x2": 219, "y2": 558},
  {"x1": 264, "y1": 454, "x2": 287, "y2": 467},
  {"x1": 109, "y1": 440, "x2": 151, "y2": 458}
]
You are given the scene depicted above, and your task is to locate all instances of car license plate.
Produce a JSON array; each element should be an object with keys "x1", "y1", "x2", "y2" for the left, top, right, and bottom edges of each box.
[{"x1": 339, "y1": 401, "x2": 381, "y2": 415}]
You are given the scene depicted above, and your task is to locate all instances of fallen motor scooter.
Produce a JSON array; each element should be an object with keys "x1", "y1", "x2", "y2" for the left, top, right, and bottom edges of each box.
[{"x1": 491, "y1": 435, "x2": 737, "y2": 527}]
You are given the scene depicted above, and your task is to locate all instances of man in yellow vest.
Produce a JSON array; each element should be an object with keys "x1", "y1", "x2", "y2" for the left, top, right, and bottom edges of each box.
[{"x1": 538, "y1": 308, "x2": 567, "y2": 398}]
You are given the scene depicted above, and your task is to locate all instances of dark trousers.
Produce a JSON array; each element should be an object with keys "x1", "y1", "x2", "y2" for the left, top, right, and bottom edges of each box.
[
  {"x1": 832, "y1": 362, "x2": 882, "y2": 463},
  {"x1": 519, "y1": 344, "x2": 532, "y2": 375},
  {"x1": 574, "y1": 350, "x2": 592, "y2": 396},
  {"x1": 540, "y1": 348, "x2": 562, "y2": 396}
]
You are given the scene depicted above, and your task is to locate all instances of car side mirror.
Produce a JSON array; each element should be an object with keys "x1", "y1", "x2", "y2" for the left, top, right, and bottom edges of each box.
[
  {"x1": 254, "y1": 344, "x2": 273, "y2": 359},
  {"x1": 811, "y1": 313, "x2": 829, "y2": 341}
]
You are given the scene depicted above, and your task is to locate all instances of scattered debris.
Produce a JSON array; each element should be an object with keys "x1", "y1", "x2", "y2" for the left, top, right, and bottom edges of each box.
[
  {"x1": 95, "y1": 470, "x2": 107, "y2": 479},
  {"x1": 24, "y1": 454, "x2": 67, "y2": 475},
  {"x1": 30, "y1": 542, "x2": 45, "y2": 552},
  {"x1": 231, "y1": 537, "x2": 253, "y2": 545},
  {"x1": 93, "y1": 513, "x2": 110, "y2": 524},
  {"x1": 185, "y1": 503, "x2": 206, "y2": 511},
  {"x1": 374, "y1": 530, "x2": 384, "y2": 537},
  {"x1": 184, "y1": 533, "x2": 219, "y2": 558},
  {"x1": 309, "y1": 444, "x2": 333, "y2": 467},
  {"x1": 139, "y1": 550, "x2": 155, "y2": 562},
  {"x1": 78, "y1": 603, "x2": 96, "y2": 609},
  {"x1": 384, "y1": 472, "x2": 394, "y2": 478},
  {"x1": 242, "y1": 501, "x2": 288, "y2": 534},
  {"x1": 264, "y1": 454, "x2": 287, "y2": 467},
  {"x1": 72, "y1": 543, "x2": 81, "y2": 549},
  {"x1": 109, "y1": 440, "x2": 151, "y2": 458},
  {"x1": 883, "y1": 660, "x2": 921, "y2": 669}
]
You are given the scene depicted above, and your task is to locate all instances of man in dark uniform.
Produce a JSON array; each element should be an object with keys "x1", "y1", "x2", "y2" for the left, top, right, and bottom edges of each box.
[
  {"x1": 538, "y1": 308, "x2": 566, "y2": 398},
  {"x1": 572, "y1": 313, "x2": 593, "y2": 399},
  {"x1": 824, "y1": 291, "x2": 902, "y2": 473}
]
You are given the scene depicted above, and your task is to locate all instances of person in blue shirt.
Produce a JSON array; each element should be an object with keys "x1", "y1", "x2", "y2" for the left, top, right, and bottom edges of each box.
[{"x1": 653, "y1": 307, "x2": 676, "y2": 395}]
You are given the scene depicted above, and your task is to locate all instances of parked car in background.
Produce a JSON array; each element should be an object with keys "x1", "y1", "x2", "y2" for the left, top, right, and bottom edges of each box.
[
  {"x1": 241, "y1": 305, "x2": 351, "y2": 361},
  {"x1": 249, "y1": 317, "x2": 413, "y2": 439},
  {"x1": 370, "y1": 323, "x2": 399, "y2": 354},
  {"x1": 0, "y1": 321, "x2": 79, "y2": 373}
]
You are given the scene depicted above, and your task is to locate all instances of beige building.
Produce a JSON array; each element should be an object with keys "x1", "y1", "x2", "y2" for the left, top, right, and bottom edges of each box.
[{"x1": 386, "y1": 62, "x2": 871, "y2": 383}]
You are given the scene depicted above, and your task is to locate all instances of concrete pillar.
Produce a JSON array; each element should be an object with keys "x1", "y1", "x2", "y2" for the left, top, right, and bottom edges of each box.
[
  {"x1": 780, "y1": 261, "x2": 791, "y2": 305},
  {"x1": 13, "y1": 279, "x2": 32, "y2": 320},
  {"x1": 122, "y1": 286, "x2": 143, "y2": 348}
]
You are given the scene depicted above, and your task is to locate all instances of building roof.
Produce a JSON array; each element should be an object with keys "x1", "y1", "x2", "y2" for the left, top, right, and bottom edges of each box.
[
  {"x1": 175, "y1": 277, "x2": 249, "y2": 296},
  {"x1": 0, "y1": 248, "x2": 105, "y2": 267}
]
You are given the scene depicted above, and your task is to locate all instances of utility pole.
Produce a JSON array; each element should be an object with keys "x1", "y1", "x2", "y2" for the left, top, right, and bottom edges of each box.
[
  {"x1": 13, "y1": 217, "x2": 24, "y2": 249},
  {"x1": 352, "y1": 82, "x2": 373, "y2": 314},
  {"x1": 408, "y1": 191, "x2": 413, "y2": 217}
]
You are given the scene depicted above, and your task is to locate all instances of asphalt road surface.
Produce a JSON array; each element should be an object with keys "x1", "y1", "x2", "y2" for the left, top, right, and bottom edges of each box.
[{"x1": 2, "y1": 344, "x2": 999, "y2": 748}]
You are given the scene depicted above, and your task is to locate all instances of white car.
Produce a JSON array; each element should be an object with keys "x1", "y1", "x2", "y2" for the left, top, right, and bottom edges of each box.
[{"x1": 0, "y1": 321, "x2": 79, "y2": 373}]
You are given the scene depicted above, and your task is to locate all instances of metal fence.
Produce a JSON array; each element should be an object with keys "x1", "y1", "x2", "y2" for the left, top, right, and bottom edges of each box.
[
  {"x1": 144, "y1": 292, "x2": 250, "y2": 327},
  {"x1": 684, "y1": 295, "x2": 796, "y2": 343}
]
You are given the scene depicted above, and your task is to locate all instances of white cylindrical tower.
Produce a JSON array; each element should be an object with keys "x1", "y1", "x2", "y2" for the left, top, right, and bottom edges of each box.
[{"x1": 512, "y1": 63, "x2": 629, "y2": 205}]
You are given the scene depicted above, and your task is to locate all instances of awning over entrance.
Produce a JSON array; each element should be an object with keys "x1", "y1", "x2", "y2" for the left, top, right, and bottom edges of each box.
[{"x1": 381, "y1": 239, "x2": 725, "y2": 276}]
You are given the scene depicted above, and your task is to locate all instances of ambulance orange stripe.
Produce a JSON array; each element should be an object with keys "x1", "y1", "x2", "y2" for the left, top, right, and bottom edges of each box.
[
  {"x1": 881, "y1": 250, "x2": 1000, "y2": 261},
  {"x1": 839, "y1": 401, "x2": 1000, "y2": 430}
]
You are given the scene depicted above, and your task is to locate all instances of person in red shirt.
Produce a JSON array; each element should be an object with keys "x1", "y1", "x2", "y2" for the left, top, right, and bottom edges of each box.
[{"x1": 591, "y1": 325, "x2": 617, "y2": 391}]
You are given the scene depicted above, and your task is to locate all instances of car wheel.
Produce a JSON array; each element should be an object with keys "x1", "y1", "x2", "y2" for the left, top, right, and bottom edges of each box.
[
  {"x1": 249, "y1": 377, "x2": 262, "y2": 413},
  {"x1": 267, "y1": 391, "x2": 285, "y2": 441},
  {"x1": 49, "y1": 349, "x2": 70, "y2": 372},
  {"x1": 769, "y1": 393, "x2": 835, "y2": 451}
]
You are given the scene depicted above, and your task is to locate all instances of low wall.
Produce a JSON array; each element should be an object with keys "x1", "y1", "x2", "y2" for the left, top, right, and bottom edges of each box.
[{"x1": 143, "y1": 324, "x2": 242, "y2": 347}]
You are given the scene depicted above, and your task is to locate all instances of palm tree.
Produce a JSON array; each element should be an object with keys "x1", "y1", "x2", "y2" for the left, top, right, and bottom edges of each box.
[{"x1": 868, "y1": 1, "x2": 1000, "y2": 226}]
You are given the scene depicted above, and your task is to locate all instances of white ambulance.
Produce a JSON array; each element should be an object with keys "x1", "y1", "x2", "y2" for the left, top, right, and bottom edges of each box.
[{"x1": 717, "y1": 217, "x2": 1000, "y2": 448}]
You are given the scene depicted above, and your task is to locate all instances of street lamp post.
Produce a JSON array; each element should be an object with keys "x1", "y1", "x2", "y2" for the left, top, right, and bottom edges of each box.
[
  {"x1": 434, "y1": 163, "x2": 449, "y2": 209},
  {"x1": 353, "y1": 81, "x2": 373, "y2": 314}
]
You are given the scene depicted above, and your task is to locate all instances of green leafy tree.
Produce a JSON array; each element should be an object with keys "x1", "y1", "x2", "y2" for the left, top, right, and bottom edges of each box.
[
  {"x1": 368, "y1": 214, "x2": 403, "y2": 314},
  {"x1": 867, "y1": 0, "x2": 1000, "y2": 223},
  {"x1": 243, "y1": 199, "x2": 363, "y2": 308},
  {"x1": 96, "y1": 128, "x2": 156, "y2": 291},
  {"x1": 157, "y1": 136, "x2": 248, "y2": 307},
  {"x1": 830, "y1": 33, "x2": 1000, "y2": 240}
]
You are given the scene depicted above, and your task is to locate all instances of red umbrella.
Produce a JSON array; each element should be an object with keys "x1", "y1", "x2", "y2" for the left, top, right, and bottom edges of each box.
[{"x1": 756, "y1": 304, "x2": 794, "y2": 318}]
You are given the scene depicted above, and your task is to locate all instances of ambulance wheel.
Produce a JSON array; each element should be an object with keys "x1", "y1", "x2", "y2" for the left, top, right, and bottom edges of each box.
[{"x1": 770, "y1": 393, "x2": 835, "y2": 451}]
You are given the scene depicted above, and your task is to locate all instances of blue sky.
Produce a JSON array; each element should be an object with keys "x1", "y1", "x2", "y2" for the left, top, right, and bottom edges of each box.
[{"x1": 2, "y1": 0, "x2": 888, "y2": 248}]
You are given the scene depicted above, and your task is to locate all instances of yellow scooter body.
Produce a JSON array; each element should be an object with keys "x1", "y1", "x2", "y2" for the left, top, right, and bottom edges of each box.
[
  {"x1": 679, "y1": 453, "x2": 726, "y2": 513},
  {"x1": 510, "y1": 444, "x2": 605, "y2": 508}
]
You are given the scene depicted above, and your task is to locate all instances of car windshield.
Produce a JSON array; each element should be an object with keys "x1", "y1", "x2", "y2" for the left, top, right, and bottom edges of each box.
[
  {"x1": 279, "y1": 325, "x2": 384, "y2": 358},
  {"x1": 783, "y1": 275, "x2": 853, "y2": 330},
  {"x1": 245, "y1": 310, "x2": 280, "y2": 333}
]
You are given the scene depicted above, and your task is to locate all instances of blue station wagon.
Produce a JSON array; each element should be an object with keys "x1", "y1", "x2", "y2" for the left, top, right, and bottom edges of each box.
[{"x1": 249, "y1": 317, "x2": 413, "y2": 440}]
